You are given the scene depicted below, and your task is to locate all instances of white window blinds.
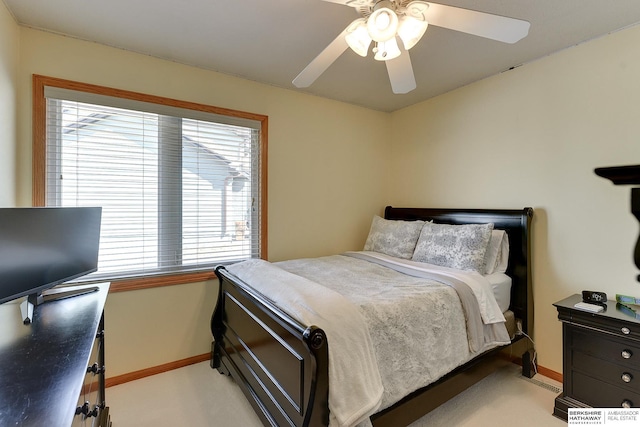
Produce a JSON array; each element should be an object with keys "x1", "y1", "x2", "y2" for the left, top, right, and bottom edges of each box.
[{"x1": 43, "y1": 86, "x2": 263, "y2": 281}]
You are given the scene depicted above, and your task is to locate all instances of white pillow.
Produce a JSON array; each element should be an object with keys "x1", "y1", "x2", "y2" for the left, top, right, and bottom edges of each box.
[
  {"x1": 483, "y1": 230, "x2": 509, "y2": 274},
  {"x1": 495, "y1": 232, "x2": 509, "y2": 273},
  {"x1": 363, "y1": 216, "x2": 425, "y2": 259},
  {"x1": 412, "y1": 222, "x2": 494, "y2": 273}
]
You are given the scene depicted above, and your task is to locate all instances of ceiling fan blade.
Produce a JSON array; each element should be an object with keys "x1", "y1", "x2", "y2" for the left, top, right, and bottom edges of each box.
[
  {"x1": 293, "y1": 29, "x2": 349, "y2": 88},
  {"x1": 385, "y1": 48, "x2": 416, "y2": 94},
  {"x1": 424, "y1": 2, "x2": 530, "y2": 44},
  {"x1": 319, "y1": 0, "x2": 371, "y2": 7}
]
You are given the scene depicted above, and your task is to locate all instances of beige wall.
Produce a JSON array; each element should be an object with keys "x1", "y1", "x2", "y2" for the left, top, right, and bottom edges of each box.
[
  {"x1": 15, "y1": 28, "x2": 390, "y2": 376},
  {"x1": 390, "y1": 24, "x2": 640, "y2": 373},
  {"x1": 0, "y1": 1, "x2": 19, "y2": 207}
]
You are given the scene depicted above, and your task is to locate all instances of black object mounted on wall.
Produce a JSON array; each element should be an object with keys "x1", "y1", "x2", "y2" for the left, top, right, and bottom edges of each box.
[{"x1": 595, "y1": 164, "x2": 640, "y2": 281}]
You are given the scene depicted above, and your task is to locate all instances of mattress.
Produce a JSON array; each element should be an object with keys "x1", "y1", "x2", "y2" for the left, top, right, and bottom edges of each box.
[{"x1": 486, "y1": 272, "x2": 512, "y2": 313}]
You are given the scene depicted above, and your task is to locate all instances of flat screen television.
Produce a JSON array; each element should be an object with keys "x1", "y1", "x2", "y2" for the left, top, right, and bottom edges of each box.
[{"x1": 0, "y1": 207, "x2": 102, "y2": 323}]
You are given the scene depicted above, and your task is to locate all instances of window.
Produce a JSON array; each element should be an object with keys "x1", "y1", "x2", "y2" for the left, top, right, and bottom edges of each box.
[{"x1": 33, "y1": 75, "x2": 267, "y2": 290}]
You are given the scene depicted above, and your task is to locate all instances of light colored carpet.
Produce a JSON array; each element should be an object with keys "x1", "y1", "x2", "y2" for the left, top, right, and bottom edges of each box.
[{"x1": 107, "y1": 361, "x2": 564, "y2": 426}]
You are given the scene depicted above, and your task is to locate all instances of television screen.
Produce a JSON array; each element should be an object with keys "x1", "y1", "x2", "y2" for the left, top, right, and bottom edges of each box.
[{"x1": 0, "y1": 207, "x2": 102, "y2": 305}]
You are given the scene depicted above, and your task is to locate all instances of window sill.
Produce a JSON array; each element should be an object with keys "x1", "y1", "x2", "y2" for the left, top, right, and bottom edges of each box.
[{"x1": 108, "y1": 271, "x2": 217, "y2": 293}]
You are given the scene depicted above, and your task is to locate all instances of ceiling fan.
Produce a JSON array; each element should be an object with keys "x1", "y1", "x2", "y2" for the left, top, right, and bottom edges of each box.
[{"x1": 293, "y1": 0, "x2": 530, "y2": 94}]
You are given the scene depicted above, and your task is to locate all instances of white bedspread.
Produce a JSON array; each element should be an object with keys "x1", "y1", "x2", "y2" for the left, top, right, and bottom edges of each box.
[
  {"x1": 277, "y1": 253, "x2": 511, "y2": 412},
  {"x1": 344, "y1": 251, "x2": 508, "y2": 325},
  {"x1": 228, "y1": 252, "x2": 511, "y2": 427}
]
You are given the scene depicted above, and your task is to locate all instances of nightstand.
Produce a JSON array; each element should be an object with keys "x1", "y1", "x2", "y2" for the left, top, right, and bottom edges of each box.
[{"x1": 553, "y1": 294, "x2": 640, "y2": 420}]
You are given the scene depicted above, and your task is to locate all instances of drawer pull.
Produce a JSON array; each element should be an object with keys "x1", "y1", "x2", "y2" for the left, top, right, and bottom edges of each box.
[
  {"x1": 622, "y1": 350, "x2": 633, "y2": 359},
  {"x1": 622, "y1": 327, "x2": 631, "y2": 335},
  {"x1": 75, "y1": 401, "x2": 89, "y2": 416},
  {"x1": 75, "y1": 401, "x2": 99, "y2": 418},
  {"x1": 87, "y1": 363, "x2": 105, "y2": 375},
  {"x1": 622, "y1": 400, "x2": 633, "y2": 408},
  {"x1": 622, "y1": 373, "x2": 633, "y2": 383}
]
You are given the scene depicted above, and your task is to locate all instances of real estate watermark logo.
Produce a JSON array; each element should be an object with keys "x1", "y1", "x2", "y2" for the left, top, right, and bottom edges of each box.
[{"x1": 568, "y1": 408, "x2": 639, "y2": 426}]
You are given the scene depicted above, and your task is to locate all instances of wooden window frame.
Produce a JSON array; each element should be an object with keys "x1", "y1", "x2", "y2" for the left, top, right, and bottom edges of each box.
[{"x1": 32, "y1": 74, "x2": 268, "y2": 292}]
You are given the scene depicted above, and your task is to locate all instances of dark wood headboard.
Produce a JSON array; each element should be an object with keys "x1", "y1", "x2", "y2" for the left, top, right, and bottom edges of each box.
[{"x1": 384, "y1": 206, "x2": 534, "y2": 335}]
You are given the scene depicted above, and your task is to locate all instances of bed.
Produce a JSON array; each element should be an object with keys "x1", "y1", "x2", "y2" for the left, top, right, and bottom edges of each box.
[{"x1": 210, "y1": 206, "x2": 533, "y2": 427}]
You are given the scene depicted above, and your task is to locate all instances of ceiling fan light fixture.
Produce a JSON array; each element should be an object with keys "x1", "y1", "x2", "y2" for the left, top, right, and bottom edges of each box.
[
  {"x1": 367, "y1": 6, "x2": 399, "y2": 42},
  {"x1": 373, "y1": 37, "x2": 401, "y2": 61},
  {"x1": 294, "y1": 0, "x2": 530, "y2": 93},
  {"x1": 397, "y1": 15, "x2": 428, "y2": 50},
  {"x1": 346, "y1": 18, "x2": 372, "y2": 57}
]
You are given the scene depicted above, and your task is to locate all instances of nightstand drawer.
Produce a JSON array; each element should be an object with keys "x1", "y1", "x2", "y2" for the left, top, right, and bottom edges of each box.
[
  {"x1": 572, "y1": 328, "x2": 640, "y2": 368},
  {"x1": 573, "y1": 372, "x2": 640, "y2": 408},
  {"x1": 570, "y1": 310, "x2": 640, "y2": 341},
  {"x1": 573, "y1": 351, "x2": 640, "y2": 393}
]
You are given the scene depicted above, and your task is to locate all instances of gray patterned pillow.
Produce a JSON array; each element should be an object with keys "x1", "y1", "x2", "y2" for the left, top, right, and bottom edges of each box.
[
  {"x1": 363, "y1": 216, "x2": 425, "y2": 259},
  {"x1": 412, "y1": 222, "x2": 494, "y2": 272}
]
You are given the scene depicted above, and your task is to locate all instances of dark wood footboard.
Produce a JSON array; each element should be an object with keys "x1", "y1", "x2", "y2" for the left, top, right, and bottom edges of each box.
[{"x1": 211, "y1": 266, "x2": 329, "y2": 427}]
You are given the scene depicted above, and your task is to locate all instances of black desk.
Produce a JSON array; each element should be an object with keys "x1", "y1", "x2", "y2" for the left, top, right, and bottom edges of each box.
[{"x1": 0, "y1": 283, "x2": 110, "y2": 426}]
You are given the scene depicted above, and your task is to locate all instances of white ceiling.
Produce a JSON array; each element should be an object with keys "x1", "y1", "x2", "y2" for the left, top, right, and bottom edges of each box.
[{"x1": 5, "y1": 0, "x2": 640, "y2": 112}]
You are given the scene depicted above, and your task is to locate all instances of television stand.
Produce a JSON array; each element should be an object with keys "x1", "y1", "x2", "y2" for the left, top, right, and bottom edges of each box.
[
  {"x1": 20, "y1": 284, "x2": 99, "y2": 324},
  {"x1": 0, "y1": 282, "x2": 110, "y2": 426}
]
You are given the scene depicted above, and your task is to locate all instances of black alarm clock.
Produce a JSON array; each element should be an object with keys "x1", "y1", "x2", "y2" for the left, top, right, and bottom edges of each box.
[{"x1": 582, "y1": 290, "x2": 607, "y2": 304}]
